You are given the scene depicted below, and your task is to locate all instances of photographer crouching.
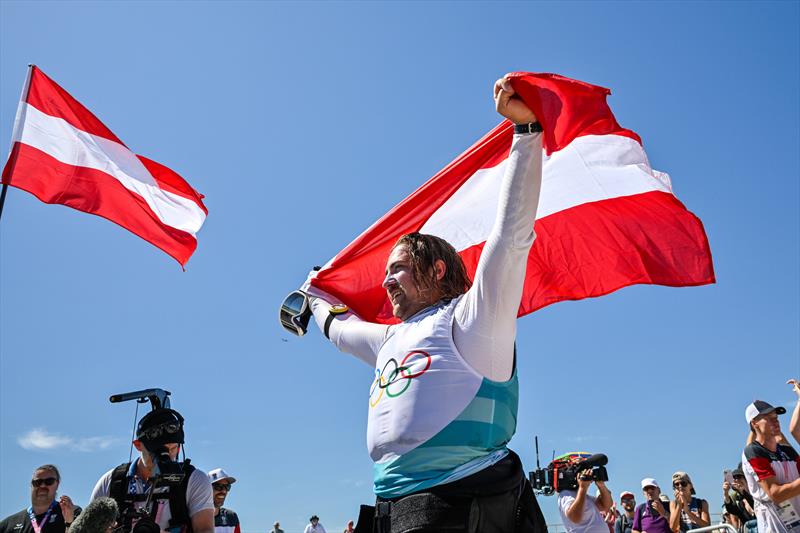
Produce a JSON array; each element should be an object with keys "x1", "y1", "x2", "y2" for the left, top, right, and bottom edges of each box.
[
  {"x1": 90, "y1": 408, "x2": 214, "y2": 533},
  {"x1": 556, "y1": 454, "x2": 613, "y2": 533}
]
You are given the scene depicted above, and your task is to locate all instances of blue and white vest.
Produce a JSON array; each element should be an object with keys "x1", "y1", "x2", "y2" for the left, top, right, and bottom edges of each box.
[{"x1": 367, "y1": 297, "x2": 519, "y2": 498}]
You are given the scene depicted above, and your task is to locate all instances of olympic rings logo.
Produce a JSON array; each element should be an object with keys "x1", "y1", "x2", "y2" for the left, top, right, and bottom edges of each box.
[{"x1": 369, "y1": 350, "x2": 432, "y2": 408}]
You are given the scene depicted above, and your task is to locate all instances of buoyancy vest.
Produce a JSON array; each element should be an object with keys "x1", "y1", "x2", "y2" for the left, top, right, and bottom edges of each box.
[{"x1": 368, "y1": 297, "x2": 519, "y2": 498}]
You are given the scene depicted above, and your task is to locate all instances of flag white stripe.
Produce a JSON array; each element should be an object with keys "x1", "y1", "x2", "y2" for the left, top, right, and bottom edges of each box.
[
  {"x1": 420, "y1": 134, "x2": 674, "y2": 251},
  {"x1": 16, "y1": 103, "x2": 205, "y2": 235}
]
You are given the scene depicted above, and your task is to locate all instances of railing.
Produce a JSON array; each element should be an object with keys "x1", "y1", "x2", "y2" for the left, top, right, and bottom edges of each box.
[
  {"x1": 541, "y1": 516, "x2": 733, "y2": 533},
  {"x1": 240, "y1": 518, "x2": 739, "y2": 533},
  {"x1": 678, "y1": 524, "x2": 737, "y2": 533}
]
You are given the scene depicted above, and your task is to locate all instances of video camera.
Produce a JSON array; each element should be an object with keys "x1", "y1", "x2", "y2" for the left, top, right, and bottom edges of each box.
[
  {"x1": 528, "y1": 437, "x2": 609, "y2": 495},
  {"x1": 110, "y1": 388, "x2": 191, "y2": 533}
]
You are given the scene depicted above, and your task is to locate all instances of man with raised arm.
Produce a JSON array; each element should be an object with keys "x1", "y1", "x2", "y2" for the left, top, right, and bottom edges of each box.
[
  {"x1": 742, "y1": 400, "x2": 800, "y2": 533},
  {"x1": 304, "y1": 75, "x2": 546, "y2": 533}
]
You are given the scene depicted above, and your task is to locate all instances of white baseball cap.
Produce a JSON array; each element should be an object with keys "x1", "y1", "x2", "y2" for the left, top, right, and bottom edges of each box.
[
  {"x1": 208, "y1": 468, "x2": 237, "y2": 484},
  {"x1": 641, "y1": 478, "x2": 659, "y2": 489}
]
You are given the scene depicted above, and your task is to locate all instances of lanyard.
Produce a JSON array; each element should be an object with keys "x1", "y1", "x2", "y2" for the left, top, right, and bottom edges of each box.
[{"x1": 28, "y1": 501, "x2": 56, "y2": 533}]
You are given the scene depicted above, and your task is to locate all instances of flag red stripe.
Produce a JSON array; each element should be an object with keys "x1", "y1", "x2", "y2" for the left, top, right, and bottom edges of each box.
[
  {"x1": 474, "y1": 190, "x2": 714, "y2": 315},
  {"x1": 25, "y1": 66, "x2": 125, "y2": 146},
  {"x1": 2, "y1": 142, "x2": 197, "y2": 266},
  {"x1": 316, "y1": 190, "x2": 714, "y2": 325}
]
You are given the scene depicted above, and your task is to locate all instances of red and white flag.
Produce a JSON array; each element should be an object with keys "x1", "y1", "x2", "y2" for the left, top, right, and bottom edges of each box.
[
  {"x1": 311, "y1": 72, "x2": 715, "y2": 324},
  {"x1": 2, "y1": 66, "x2": 207, "y2": 267}
]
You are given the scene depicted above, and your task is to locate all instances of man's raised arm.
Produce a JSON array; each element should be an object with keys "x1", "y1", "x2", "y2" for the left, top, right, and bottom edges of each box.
[{"x1": 454, "y1": 75, "x2": 543, "y2": 381}]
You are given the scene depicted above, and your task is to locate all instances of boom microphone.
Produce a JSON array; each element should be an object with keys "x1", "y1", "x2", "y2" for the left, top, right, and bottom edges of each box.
[
  {"x1": 69, "y1": 498, "x2": 118, "y2": 533},
  {"x1": 575, "y1": 453, "x2": 608, "y2": 471}
]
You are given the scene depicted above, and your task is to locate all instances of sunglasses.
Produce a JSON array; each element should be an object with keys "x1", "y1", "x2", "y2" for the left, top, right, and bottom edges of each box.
[
  {"x1": 733, "y1": 475, "x2": 745, "y2": 481},
  {"x1": 279, "y1": 290, "x2": 312, "y2": 337},
  {"x1": 139, "y1": 422, "x2": 182, "y2": 440},
  {"x1": 673, "y1": 481, "x2": 689, "y2": 488},
  {"x1": 212, "y1": 483, "x2": 232, "y2": 492},
  {"x1": 31, "y1": 477, "x2": 57, "y2": 487}
]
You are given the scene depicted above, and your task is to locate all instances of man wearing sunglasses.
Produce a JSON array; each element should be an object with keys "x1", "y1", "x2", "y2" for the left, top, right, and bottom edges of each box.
[
  {"x1": 299, "y1": 75, "x2": 546, "y2": 533},
  {"x1": 90, "y1": 408, "x2": 214, "y2": 533},
  {"x1": 206, "y1": 469, "x2": 239, "y2": 533},
  {"x1": 742, "y1": 400, "x2": 800, "y2": 533},
  {"x1": 0, "y1": 465, "x2": 79, "y2": 533}
]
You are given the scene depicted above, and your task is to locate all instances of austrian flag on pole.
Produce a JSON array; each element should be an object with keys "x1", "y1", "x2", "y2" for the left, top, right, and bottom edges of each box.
[
  {"x1": 311, "y1": 72, "x2": 715, "y2": 324},
  {"x1": 2, "y1": 66, "x2": 207, "y2": 267}
]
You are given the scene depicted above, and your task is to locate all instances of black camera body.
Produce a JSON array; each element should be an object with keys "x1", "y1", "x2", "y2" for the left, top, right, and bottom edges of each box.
[
  {"x1": 117, "y1": 456, "x2": 191, "y2": 533},
  {"x1": 529, "y1": 451, "x2": 609, "y2": 495},
  {"x1": 127, "y1": 513, "x2": 159, "y2": 533}
]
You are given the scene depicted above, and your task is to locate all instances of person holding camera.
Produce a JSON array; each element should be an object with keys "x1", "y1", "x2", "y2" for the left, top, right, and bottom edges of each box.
[
  {"x1": 0, "y1": 465, "x2": 79, "y2": 533},
  {"x1": 299, "y1": 74, "x2": 546, "y2": 533},
  {"x1": 668, "y1": 472, "x2": 709, "y2": 532},
  {"x1": 742, "y1": 400, "x2": 800, "y2": 533},
  {"x1": 557, "y1": 465, "x2": 614, "y2": 533},
  {"x1": 632, "y1": 479, "x2": 672, "y2": 533},
  {"x1": 90, "y1": 408, "x2": 214, "y2": 533},
  {"x1": 724, "y1": 466, "x2": 756, "y2": 533}
]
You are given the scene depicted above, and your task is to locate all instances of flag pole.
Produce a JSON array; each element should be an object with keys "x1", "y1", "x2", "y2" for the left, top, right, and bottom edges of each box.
[{"x1": 0, "y1": 64, "x2": 35, "y2": 221}]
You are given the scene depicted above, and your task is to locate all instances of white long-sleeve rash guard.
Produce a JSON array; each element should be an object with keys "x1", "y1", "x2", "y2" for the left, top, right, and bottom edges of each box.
[{"x1": 308, "y1": 132, "x2": 543, "y2": 382}]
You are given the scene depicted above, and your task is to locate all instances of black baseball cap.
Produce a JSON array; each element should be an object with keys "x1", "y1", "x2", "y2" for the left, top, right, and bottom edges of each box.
[{"x1": 136, "y1": 408, "x2": 185, "y2": 446}]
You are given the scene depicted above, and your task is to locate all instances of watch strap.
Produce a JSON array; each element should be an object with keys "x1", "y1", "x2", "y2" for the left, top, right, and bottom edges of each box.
[{"x1": 513, "y1": 122, "x2": 542, "y2": 134}]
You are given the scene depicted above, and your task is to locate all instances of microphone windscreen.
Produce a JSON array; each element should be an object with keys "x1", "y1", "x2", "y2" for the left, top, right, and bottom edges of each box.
[
  {"x1": 70, "y1": 498, "x2": 118, "y2": 533},
  {"x1": 576, "y1": 453, "x2": 608, "y2": 470}
]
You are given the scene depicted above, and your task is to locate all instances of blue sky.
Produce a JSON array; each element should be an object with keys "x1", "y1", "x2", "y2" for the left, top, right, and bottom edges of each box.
[{"x1": 1, "y1": 2, "x2": 798, "y2": 532}]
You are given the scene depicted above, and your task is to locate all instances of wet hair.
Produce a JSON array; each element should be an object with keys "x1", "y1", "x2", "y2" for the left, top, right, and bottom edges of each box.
[
  {"x1": 34, "y1": 464, "x2": 60, "y2": 481},
  {"x1": 393, "y1": 233, "x2": 471, "y2": 299}
]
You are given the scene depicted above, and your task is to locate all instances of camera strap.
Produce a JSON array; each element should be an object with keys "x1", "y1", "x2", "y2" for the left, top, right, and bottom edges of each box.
[{"x1": 166, "y1": 461, "x2": 195, "y2": 533}]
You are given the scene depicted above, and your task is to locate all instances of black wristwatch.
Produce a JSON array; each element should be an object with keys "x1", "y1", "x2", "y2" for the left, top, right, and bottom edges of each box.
[{"x1": 513, "y1": 122, "x2": 542, "y2": 134}]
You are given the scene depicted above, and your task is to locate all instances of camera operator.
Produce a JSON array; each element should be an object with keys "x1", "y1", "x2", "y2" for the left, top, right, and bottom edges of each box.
[
  {"x1": 90, "y1": 408, "x2": 214, "y2": 533},
  {"x1": 0, "y1": 465, "x2": 79, "y2": 533},
  {"x1": 558, "y1": 463, "x2": 613, "y2": 533}
]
